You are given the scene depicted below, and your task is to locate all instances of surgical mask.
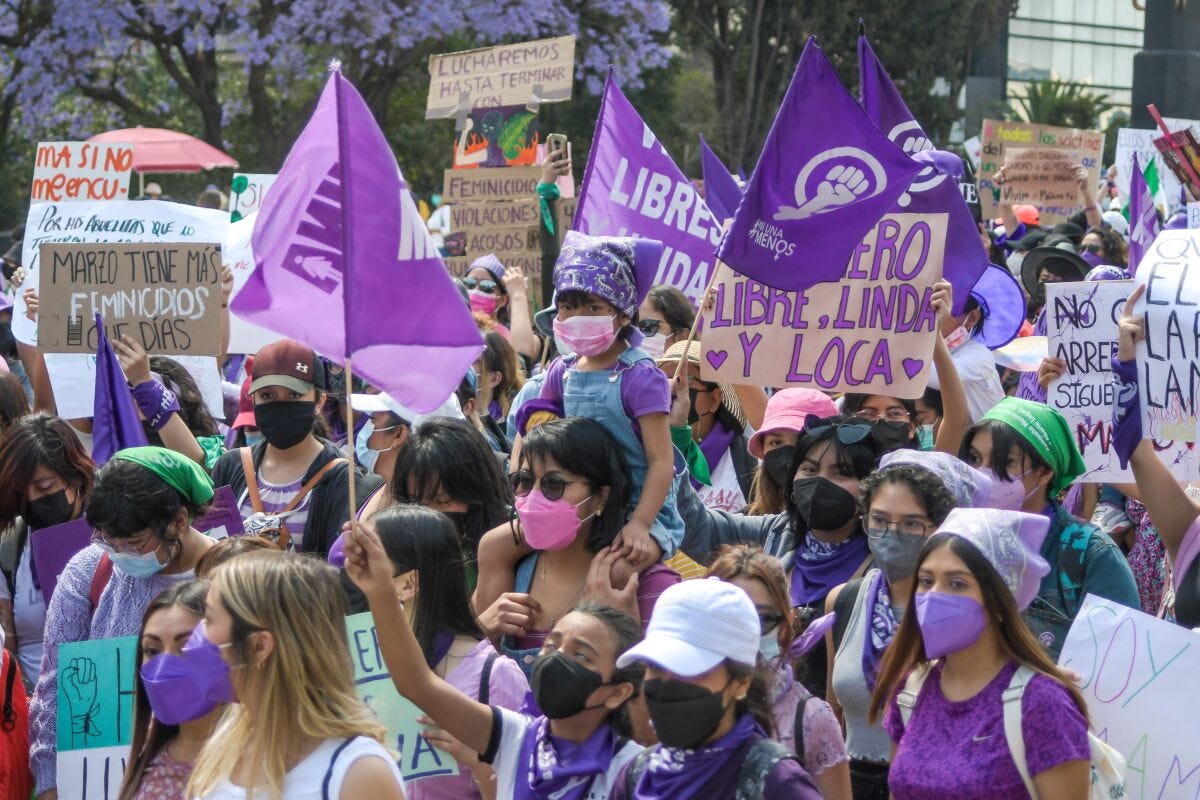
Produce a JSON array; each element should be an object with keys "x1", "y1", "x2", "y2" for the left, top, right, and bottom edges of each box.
[
  {"x1": 868, "y1": 531, "x2": 927, "y2": 584},
  {"x1": 355, "y1": 420, "x2": 399, "y2": 475},
  {"x1": 25, "y1": 489, "x2": 75, "y2": 529},
  {"x1": 469, "y1": 291, "x2": 498, "y2": 316},
  {"x1": 531, "y1": 651, "x2": 605, "y2": 719},
  {"x1": 553, "y1": 333, "x2": 574, "y2": 357},
  {"x1": 640, "y1": 332, "x2": 668, "y2": 360},
  {"x1": 915, "y1": 591, "x2": 987, "y2": 658},
  {"x1": 110, "y1": 543, "x2": 168, "y2": 579},
  {"x1": 762, "y1": 445, "x2": 796, "y2": 489},
  {"x1": 758, "y1": 630, "x2": 781, "y2": 663},
  {"x1": 917, "y1": 424, "x2": 935, "y2": 451},
  {"x1": 790, "y1": 477, "x2": 860, "y2": 531},
  {"x1": 979, "y1": 467, "x2": 1038, "y2": 511},
  {"x1": 141, "y1": 626, "x2": 236, "y2": 724},
  {"x1": 552, "y1": 314, "x2": 618, "y2": 357},
  {"x1": 1006, "y1": 251, "x2": 1024, "y2": 276},
  {"x1": 944, "y1": 324, "x2": 971, "y2": 350},
  {"x1": 515, "y1": 490, "x2": 594, "y2": 550},
  {"x1": 644, "y1": 677, "x2": 729, "y2": 750},
  {"x1": 253, "y1": 400, "x2": 316, "y2": 450}
]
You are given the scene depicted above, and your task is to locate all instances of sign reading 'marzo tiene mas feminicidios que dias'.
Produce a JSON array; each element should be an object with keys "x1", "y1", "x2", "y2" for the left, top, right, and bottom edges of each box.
[{"x1": 38, "y1": 241, "x2": 223, "y2": 357}]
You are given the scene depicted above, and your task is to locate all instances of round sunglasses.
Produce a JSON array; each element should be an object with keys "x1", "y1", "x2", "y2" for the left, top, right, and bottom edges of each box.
[
  {"x1": 463, "y1": 276, "x2": 499, "y2": 294},
  {"x1": 509, "y1": 469, "x2": 592, "y2": 501}
]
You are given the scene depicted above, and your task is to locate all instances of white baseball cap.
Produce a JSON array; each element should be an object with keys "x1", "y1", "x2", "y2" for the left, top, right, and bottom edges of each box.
[
  {"x1": 349, "y1": 391, "x2": 464, "y2": 428},
  {"x1": 617, "y1": 578, "x2": 759, "y2": 676}
]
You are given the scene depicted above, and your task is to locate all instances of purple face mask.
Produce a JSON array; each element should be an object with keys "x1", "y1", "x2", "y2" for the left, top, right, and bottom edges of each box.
[
  {"x1": 915, "y1": 591, "x2": 987, "y2": 658},
  {"x1": 1080, "y1": 249, "x2": 1106, "y2": 268},
  {"x1": 140, "y1": 625, "x2": 236, "y2": 725}
]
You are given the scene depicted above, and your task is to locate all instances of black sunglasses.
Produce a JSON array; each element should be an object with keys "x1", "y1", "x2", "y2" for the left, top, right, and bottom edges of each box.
[
  {"x1": 636, "y1": 319, "x2": 667, "y2": 336},
  {"x1": 509, "y1": 470, "x2": 590, "y2": 502},
  {"x1": 463, "y1": 276, "x2": 499, "y2": 294},
  {"x1": 802, "y1": 415, "x2": 874, "y2": 445}
]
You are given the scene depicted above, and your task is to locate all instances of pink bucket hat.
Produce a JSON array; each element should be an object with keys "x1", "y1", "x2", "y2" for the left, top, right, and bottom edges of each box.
[{"x1": 747, "y1": 388, "x2": 838, "y2": 459}]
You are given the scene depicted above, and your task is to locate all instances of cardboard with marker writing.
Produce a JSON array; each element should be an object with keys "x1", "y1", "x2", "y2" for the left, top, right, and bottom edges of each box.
[
  {"x1": 31, "y1": 141, "x2": 134, "y2": 203},
  {"x1": 426, "y1": 36, "x2": 575, "y2": 119}
]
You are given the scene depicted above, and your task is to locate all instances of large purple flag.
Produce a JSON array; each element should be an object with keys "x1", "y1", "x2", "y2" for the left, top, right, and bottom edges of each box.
[
  {"x1": 233, "y1": 68, "x2": 483, "y2": 413},
  {"x1": 92, "y1": 313, "x2": 148, "y2": 465},
  {"x1": 700, "y1": 135, "x2": 743, "y2": 223},
  {"x1": 574, "y1": 71, "x2": 723, "y2": 304},
  {"x1": 1129, "y1": 153, "x2": 1160, "y2": 278},
  {"x1": 717, "y1": 38, "x2": 921, "y2": 292},
  {"x1": 858, "y1": 35, "x2": 986, "y2": 316}
]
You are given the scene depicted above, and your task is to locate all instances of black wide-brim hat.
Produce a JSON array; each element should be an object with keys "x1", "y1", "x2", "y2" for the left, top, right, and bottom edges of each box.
[{"x1": 1020, "y1": 242, "x2": 1091, "y2": 296}]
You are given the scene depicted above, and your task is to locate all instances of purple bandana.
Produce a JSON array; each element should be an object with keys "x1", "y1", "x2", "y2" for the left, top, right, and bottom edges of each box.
[
  {"x1": 634, "y1": 714, "x2": 761, "y2": 800},
  {"x1": 692, "y1": 420, "x2": 737, "y2": 490},
  {"x1": 861, "y1": 569, "x2": 899, "y2": 690},
  {"x1": 553, "y1": 231, "x2": 642, "y2": 316},
  {"x1": 514, "y1": 717, "x2": 614, "y2": 800},
  {"x1": 790, "y1": 533, "x2": 871, "y2": 607}
]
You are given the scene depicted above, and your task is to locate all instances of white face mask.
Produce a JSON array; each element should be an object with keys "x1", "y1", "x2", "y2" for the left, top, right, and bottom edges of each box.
[{"x1": 640, "y1": 332, "x2": 668, "y2": 359}]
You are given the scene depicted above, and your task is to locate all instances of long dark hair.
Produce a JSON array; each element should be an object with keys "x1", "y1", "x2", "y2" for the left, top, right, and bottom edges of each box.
[
  {"x1": 570, "y1": 602, "x2": 643, "y2": 738},
  {"x1": 0, "y1": 413, "x2": 95, "y2": 529},
  {"x1": 0, "y1": 373, "x2": 28, "y2": 430},
  {"x1": 368, "y1": 504, "x2": 484, "y2": 666},
  {"x1": 149, "y1": 356, "x2": 219, "y2": 436},
  {"x1": 727, "y1": 659, "x2": 776, "y2": 737},
  {"x1": 867, "y1": 534, "x2": 1087, "y2": 724},
  {"x1": 119, "y1": 580, "x2": 209, "y2": 800},
  {"x1": 784, "y1": 415, "x2": 884, "y2": 536},
  {"x1": 517, "y1": 417, "x2": 629, "y2": 551}
]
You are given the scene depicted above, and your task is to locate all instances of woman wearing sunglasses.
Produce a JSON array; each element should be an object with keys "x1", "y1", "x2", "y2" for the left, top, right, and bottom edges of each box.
[
  {"x1": 28, "y1": 446, "x2": 217, "y2": 800},
  {"x1": 463, "y1": 254, "x2": 540, "y2": 361},
  {"x1": 635, "y1": 285, "x2": 694, "y2": 360},
  {"x1": 824, "y1": 451, "x2": 989, "y2": 800}
]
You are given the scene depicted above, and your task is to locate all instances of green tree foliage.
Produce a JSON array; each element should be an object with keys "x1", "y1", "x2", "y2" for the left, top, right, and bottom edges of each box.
[{"x1": 1009, "y1": 79, "x2": 1114, "y2": 130}]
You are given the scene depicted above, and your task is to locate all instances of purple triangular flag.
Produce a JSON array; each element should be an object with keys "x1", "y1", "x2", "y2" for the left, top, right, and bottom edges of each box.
[
  {"x1": 717, "y1": 37, "x2": 921, "y2": 292},
  {"x1": 1129, "y1": 153, "x2": 1160, "y2": 278},
  {"x1": 232, "y1": 68, "x2": 483, "y2": 413},
  {"x1": 92, "y1": 313, "x2": 148, "y2": 465},
  {"x1": 700, "y1": 135, "x2": 743, "y2": 223},
  {"x1": 858, "y1": 34, "x2": 987, "y2": 316}
]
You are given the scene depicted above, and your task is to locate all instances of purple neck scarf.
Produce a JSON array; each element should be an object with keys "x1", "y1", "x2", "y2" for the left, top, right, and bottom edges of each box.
[
  {"x1": 514, "y1": 717, "x2": 614, "y2": 800},
  {"x1": 427, "y1": 631, "x2": 455, "y2": 670},
  {"x1": 634, "y1": 714, "x2": 760, "y2": 800},
  {"x1": 861, "y1": 570, "x2": 900, "y2": 690},
  {"x1": 789, "y1": 532, "x2": 870, "y2": 607},
  {"x1": 691, "y1": 420, "x2": 737, "y2": 489}
]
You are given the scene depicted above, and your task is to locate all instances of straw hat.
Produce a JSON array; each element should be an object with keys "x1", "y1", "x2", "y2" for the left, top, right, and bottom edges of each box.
[{"x1": 656, "y1": 340, "x2": 747, "y2": 429}]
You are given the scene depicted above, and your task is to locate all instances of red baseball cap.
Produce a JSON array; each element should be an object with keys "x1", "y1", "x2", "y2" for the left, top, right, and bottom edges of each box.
[
  {"x1": 249, "y1": 339, "x2": 323, "y2": 395},
  {"x1": 232, "y1": 377, "x2": 256, "y2": 429}
]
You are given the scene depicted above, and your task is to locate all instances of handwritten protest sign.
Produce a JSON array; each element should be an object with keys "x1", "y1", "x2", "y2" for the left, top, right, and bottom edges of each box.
[
  {"x1": 1045, "y1": 281, "x2": 1198, "y2": 481},
  {"x1": 46, "y1": 352, "x2": 224, "y2": 421},
  {"x1": 699, "y1": 213, "x2": 945, "y2": 396},
  {"x1": 31, "y1": 141, "x2": 134, "y2": 203},
  {"x1": 225, "y1": 212, "x2": 283, "y2": 354},
  {"x1": 1133, "y1": 229, "x2": 1200, "y2": 445},
  {"x1": 426, "y1": 36, "x2": 575, "y2": 119},
  {"x1": 442, "y1": 166, "x2": 542, "y2": 203},
  {"x1": 229, "y1": 173, "x2": 277, "y2": 222},
  {"x1": 345, "y1": 613, "x2": 459, "y2": 783},
  {"x1": 1059, "y1": 595, "x2": 1199, "y2": 800},
  {"x1": 998, "y1": 148, "x2": 1086, "y2": 209},
  {"x1": 56, "y1": 635, "x2": 137, "y2": 798},
  {"x1": 38, "y1": 242, "x2": 222, "y2": 357},
  {"x1": 193, "y1": 486, "x2": 245, "y2": 539},
  {"x1": 452, "y1": 106, "x2": 540, "y2": 168},
  {"x1": 1115, "y1": 122, "x2": 1198, "y2": 211},
  {"x1": 1189, "y1": 202, "x2": 1200, "y2": 229},
  {"x1": 451, "y1": 199, "x2": 540, "y2": 229},
  {"x1": 30, "y1": 518, "x2": 93, "y2": 605},
  {"x1": 978, "y1": 119, "x2": 1103, "y2": 225}
]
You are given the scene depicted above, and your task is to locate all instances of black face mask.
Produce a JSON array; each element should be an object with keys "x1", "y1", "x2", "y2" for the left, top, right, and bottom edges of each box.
[
  {"x1": 253, "y1": 401, "x2": 316, "y2": 450},
  {"x1": 687, "y1": 388, "x2": 714, "y2": 426},
  {"x1": 791, "y1": 476, "x2": 860, "y2": 532},
  {"x1": 873, "y1": 420, "x2": 912, "y2": 451},
  {"x1": 643, "y1": 677, "x2": 729, "y2": 750},
  {"x1": 25, "y1": 488, "x2": 75, "y2": 530},
  {"x1": 761, "y1": 446, "x2": 796, "y2": 489},
  {"x1": 531, "y1": 652, "x2": 605, "y2": 719}
]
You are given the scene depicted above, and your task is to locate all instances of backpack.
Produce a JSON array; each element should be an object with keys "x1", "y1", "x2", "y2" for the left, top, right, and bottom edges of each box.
[
  {"x1": 896, "y1": 664, "x2": 1126, "y2": 799},
  {"x1": 240, "y1": 448, "x2": 346, "y2": 550},
  {"x1": 623, "y1": 738, "x2": 800, "y2": 800},
  {"x1": 0, "y1": 650, "x2": 32, "y2": 800}
]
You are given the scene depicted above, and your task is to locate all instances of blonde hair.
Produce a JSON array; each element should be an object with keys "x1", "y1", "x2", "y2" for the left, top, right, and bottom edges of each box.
[{"x1": 186, "y1": 551, "x2": 387, "y2": 799}]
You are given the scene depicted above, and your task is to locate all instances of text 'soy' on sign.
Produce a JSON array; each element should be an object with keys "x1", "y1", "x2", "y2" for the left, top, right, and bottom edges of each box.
[
  {"x1": 31, "y1": 141, "x2": 134, "y2": 203},
  {"x1": 426, "y1": 36, "x2": 576, "y2": 119}
]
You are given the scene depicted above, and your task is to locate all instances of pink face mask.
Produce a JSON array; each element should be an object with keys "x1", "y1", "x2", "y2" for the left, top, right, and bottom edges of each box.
[
  {"x1": 470, "y1": 291, "x2": 498, "y2": 316},
  {"x1": 552, "y1": 314, "x2": 617, "y2": 356},
  {"x1": 979, "y1": 467, "x2": 1039, "y2": 511},
  {"x1": 515, "y1": 489, "x2": 594, "y2": 550}
]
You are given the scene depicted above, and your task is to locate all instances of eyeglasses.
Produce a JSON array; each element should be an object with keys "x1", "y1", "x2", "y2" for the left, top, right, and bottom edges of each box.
[
  {"x1": 854, "y1": 408, "x2": 911, "y2": 424},
  {"x1": 803, "y1": 417, "x2": 875, "y2": 444},
  {"x1": 463, "y1": 277, "x2": 499, "y2": 294},
  {"x1": 1081, "y1": 243, "x2": 1104, "y2": 256},
  {"x1": 509, "y1": 470, "x2": 591, "y2": 501},
  {"x1": 636, "y1": 319, "x2": 667, "y2": 336},
  {"x1": 864, "y1": 512, "x2": 931, "y2": 539},
  {"x1": 90, "y1": 530, "x2": 157, "y2": 555},
  {"x1": 758, "y1": 611, "x2": 785, "y2": 635}
]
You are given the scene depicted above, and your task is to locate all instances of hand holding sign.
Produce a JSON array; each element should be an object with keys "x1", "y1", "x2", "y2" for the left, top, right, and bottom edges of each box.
[
  {"x1": 113, "y1": 335, "x2": 152, "y2": 385},
  {"x1": 1117, "y1": 283, "x2": 1145, "y2": 362},
  {"x1": 22, "y1": 287, "x2": 37, "y2": 321}
]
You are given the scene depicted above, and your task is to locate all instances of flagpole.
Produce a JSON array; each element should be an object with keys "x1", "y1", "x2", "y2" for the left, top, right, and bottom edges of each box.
[{"x1": 345, "y1": 357, "x2": 357, "y2": 520}]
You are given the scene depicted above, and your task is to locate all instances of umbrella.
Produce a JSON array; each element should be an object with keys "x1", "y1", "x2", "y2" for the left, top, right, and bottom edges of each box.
[{"x1": 88, "y1": 127, "x2": 238, "y2": 174}]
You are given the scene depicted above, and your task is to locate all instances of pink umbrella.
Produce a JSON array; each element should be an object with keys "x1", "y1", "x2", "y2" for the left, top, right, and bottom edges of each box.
[{"x1": 88, "y1": 127, "x2": 238, "y2": 174}]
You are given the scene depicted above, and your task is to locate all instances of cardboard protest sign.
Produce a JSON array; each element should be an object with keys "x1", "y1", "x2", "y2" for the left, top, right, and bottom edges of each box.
[
  {"x1": 442, "y1": 166, "x2": 542, "y2": 204},
  {"x1": 1153, "y1": 127, "x2": 1200, "y2": 202},
  {"x1": 38, "y1": 242, "x2": 223, "y2": 357},
  {"x1": 1133, "y1": 229, "x2": 1200, "y2": 445},
  {"x1": 345, "y1": 613, "x2": 459, "y2": 783},
  {"x1": 699, "y1": 213, "x2": 945, "y2": 397},
  {"x1": 426, "y1": 36, "x2": 575, "y2": 119},
  {"x1": 56, "y1": 635, "x2": 137, "y2": 798},
  {"x1": 556, "y1": 196, "x2": 578, "y2": 242},
  {"x1": 451, "y1": 199, "x2": 541, "y2": 229},
  {"x1": 977, "y1": 119, "x2": 1103, "y2": 225},
  {"x1": 31, "y1": 141, "x2": 134, "y2": 203},
  {"x1": 1115, "y1": 122, "x2": 1198, "y2": 210},
  {"x1": 453, "y1": 106, "x2": 540, "y2": 168},
  {"x1": 225, "y1": 212, "x2": 284, "y2": 355},
  {"x1": 1059, "y1": 595, "x2": 1200, "y2": 800},
  {"x1": 998, "y1": 148, "x2": 1086, "y2": 209},
  {"x1": 1045, "y1": 281, "x2": 1198, "y2": 481},
  {"x1": 460, "y1": 227, "x2": 539, "y2": 255},
  {"x1": 45, "y1": 352, "x2": 224, "y2": 421},
  {"x1": 229, "y1": 173, "x2": 277, "y2": 222},
  {"x1": 30, "y1": 518, "x2": 93, "y2": 606},
  {"x1": 193, "y1": 486, "x2": 245, "y2": 540}
]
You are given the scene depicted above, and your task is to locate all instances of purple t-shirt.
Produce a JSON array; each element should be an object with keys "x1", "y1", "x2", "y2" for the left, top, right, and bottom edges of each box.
[
  {"x1": 540, "y1": 355, "x2": 671, "y2": 436},
  {"x1": 884, "y1": 660, "x2": 1090, "y2": 799}
]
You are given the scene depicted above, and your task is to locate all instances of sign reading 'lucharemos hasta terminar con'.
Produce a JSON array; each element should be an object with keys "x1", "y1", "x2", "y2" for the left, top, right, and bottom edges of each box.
[{"x1": 426, "y1": 36, "x2": 575, "y2": 119}]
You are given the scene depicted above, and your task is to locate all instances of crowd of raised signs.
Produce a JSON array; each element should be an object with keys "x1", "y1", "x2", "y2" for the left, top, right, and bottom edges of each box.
[{"x1": 1, "y1": 114, "x2": 1198, "y2": 800}]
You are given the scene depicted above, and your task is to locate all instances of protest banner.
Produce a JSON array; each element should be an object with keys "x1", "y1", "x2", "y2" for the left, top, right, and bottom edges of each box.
[
  {"x1": 1115, "y1": 121, "x2": 1198, "y2": 210},
  {"x1": 1189, "y1": 202, "x2": 1200, "y2": 229},
  {"x1": 46, "y1": 352, "x2": 223, "y2": 421},
  {"x1": 1045, "y1": 280, "x2": 1198, "y2": 481},
  {"x1": 1058, "y1": 595, "x2": 1200, "y2": 800},
  {"x1": 1133, "y1": 229, "x2": 1200, "y2": 445},
  {"x1": 556, "y1": 196, "x2": 578, "y2": 242},
  {"x1": 452, "y1": 106, "x2": 540, "y2": 168},
  {"x1": 38, "y1": 242, "x2": 223, "y2": 357},
  {"x1": 31, "y1": 141, "x2": 134, "y2": 203},
  {"x1": 575, "y1": 75, "x2": 723, "y2": 304},
  {"x1": 225, "y1": 212, "x2": 284, "y2": 355},
  {"x1": 56, "y1": 635, "x2": 137, "y2": 798},
  {"x1": 442, "y1": 166, "x2": 542, "y2": 203},
  {"x1": 698, "y1": 212, "x2": 945, "y2": 397},
  {"x1": 30, "y1": 518, "x2": 93, "y2": 605},
  {"x1": 451, "y1": 199, "x2": 540, "y2": 229},
  {"x1": 193, "y1": 486, "x2": 245, "y2": 539},
  {"x1": 977, "y1": 119, "x2": 1103, "y2": 225},
  {"x1": 229, "y1": 173, "x2": 277, "y2": 222},
  {"x1": 345, "y1": 613, "x2": 458, "y2": 783},
  {"x1": 460, "y1": 226, "x2": 539, "y2": 255},
  {"x1": 997, "y1": 148, "x2": 1087, "y2": 209},
  {"x1": 426, "y1": 36, "x2": 575, "y2": 119}
]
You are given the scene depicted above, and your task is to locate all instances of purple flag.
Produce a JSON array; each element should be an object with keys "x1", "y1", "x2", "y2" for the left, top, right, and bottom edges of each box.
[
  {"x1": 233, "y1": 68, "x2": 483, "y2": 413},
  {"x1": 30, "y1": 518, "x2": 92, "y2": 605},
  {"x1": 700, "y1": 135, "x2": 743, "y2": 223},
  {"x1": 1129, "y1": 153, "x2": 1160, "y2": 278},
  {"x1": 717, "y1": 38, "x2": 921, "y2": 292},
  {"x1": 92, "y1": 313, "x2": 148, "y2": 465},
  {"x1": 574, "y1": 71, "x2": 723, "y2": 304},
  {"x1": 858, "y1": 35, "x2": 987, "y2": 316}
]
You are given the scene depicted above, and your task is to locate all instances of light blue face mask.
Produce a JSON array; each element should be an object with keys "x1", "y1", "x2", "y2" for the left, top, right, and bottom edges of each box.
[
  {"x1": 917, "y1": 424, "x2": 936, "y2": 451},
  {"x1": 355, "y1": 420, "x2": 400, "y2": 475},
  {"x1": 110, "y1": 545, "x2": 168, "y2": 579},
  {"x1": 758, "y1": 630, "x2": 781, "y2": 663},
  {"x1": 245, "y1": 431, "x2": 264, "y2": 447}
]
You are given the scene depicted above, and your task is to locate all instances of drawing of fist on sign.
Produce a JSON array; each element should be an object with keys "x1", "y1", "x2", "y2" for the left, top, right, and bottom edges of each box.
[{"x1": 63, "y1": 656, "x2": 101, "y2": 745}]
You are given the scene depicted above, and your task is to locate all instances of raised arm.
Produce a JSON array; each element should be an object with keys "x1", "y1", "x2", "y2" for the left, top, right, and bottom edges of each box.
[{"x1": 929, "y1": 280, "x2": 968, "y2": 455}]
